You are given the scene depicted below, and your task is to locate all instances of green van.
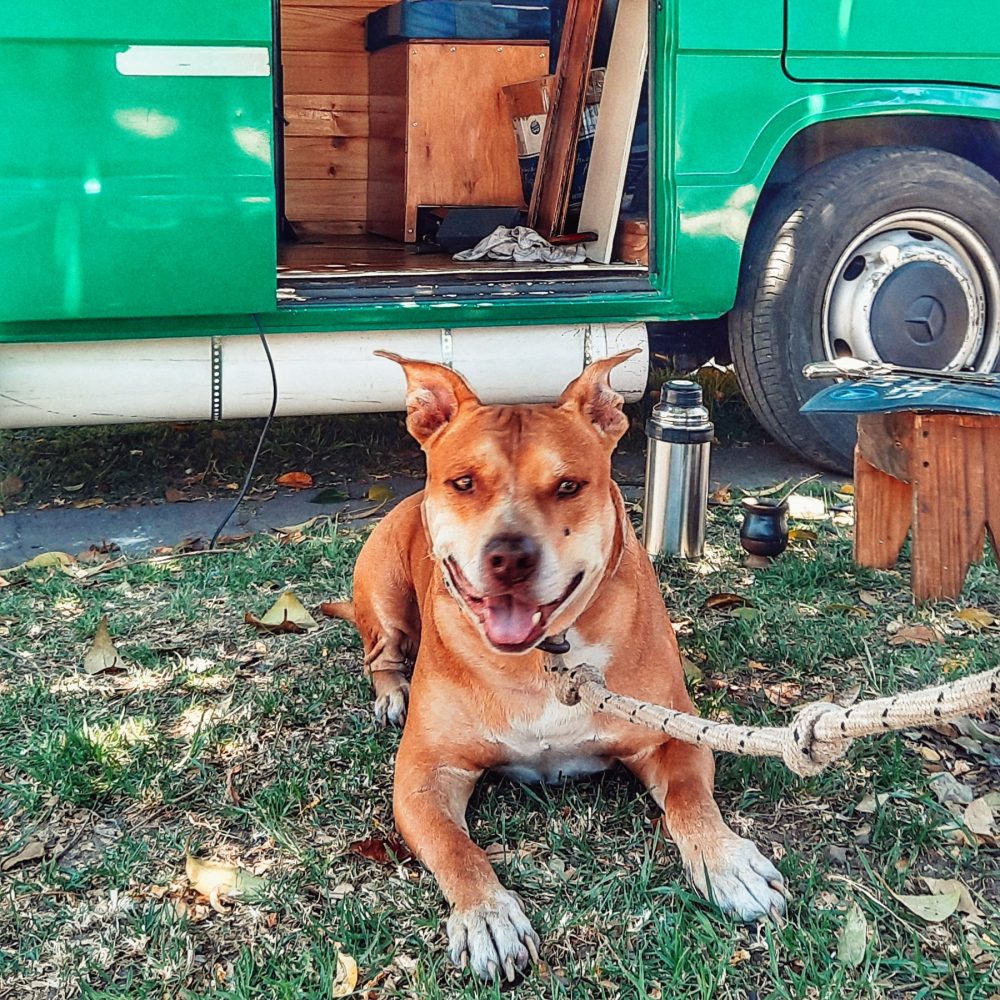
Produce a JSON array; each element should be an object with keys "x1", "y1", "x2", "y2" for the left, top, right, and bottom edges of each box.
[{"x1": 3, "y1": 0, "x2": 1000, "y2": 472}]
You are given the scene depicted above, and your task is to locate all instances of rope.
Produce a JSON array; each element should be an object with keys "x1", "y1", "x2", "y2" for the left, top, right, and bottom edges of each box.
[{"x1": 543, "y1": 648, "x2": 1000, "y2": 777}]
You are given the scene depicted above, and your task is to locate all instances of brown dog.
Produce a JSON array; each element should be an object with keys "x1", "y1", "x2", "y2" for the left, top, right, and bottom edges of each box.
[{"x1": 331, "y1": 351, "x2": 786, "y2": 981}]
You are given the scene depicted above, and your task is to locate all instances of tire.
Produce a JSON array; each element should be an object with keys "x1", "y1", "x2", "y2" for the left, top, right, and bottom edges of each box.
[{"x1": 728, "y1": 146, "x2": 1000, "y2": 473}]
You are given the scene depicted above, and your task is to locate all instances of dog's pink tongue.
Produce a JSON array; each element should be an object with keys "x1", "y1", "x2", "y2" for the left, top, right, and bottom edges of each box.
[{"x1": 483, "y1": 595, "x2": 537, "y2": 647}]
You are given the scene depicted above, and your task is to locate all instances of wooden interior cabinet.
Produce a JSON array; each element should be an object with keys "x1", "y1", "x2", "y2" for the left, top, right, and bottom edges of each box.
[{"x1": 367, "y1": 41, "x2": 549, "y2": 241}]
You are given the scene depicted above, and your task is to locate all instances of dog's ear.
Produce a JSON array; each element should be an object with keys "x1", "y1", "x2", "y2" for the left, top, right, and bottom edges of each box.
[
  {"x1": 557, "y1": 349, "x2": 641, "y2": 443},
  {"x1": 376, "y1": 351, "x2": 481, "y2": 444}
]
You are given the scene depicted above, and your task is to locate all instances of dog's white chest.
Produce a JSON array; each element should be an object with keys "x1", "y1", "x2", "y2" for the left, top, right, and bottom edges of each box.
[
  {"x1": 494, "y1": 636, "x2": 613, "y2": 783},
  {"x1": 495, "y1": 697, "x2": 610, "y2": 783}
]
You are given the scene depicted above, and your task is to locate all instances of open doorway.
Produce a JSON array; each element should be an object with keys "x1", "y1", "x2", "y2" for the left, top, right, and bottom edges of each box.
[{"x1": 275, "y1": 0, "x2": 652, "y2": 298}]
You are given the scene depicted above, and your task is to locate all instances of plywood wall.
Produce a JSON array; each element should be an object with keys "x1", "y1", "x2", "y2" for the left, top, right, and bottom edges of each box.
[{"x1": 281, "y1": 0, "x2": 385, "y2": 235}]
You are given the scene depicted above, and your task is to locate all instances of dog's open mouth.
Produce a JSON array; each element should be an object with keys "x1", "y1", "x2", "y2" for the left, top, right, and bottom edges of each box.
[{"x1": 445, "y1": 559, "x2": 583, "y2": 652}]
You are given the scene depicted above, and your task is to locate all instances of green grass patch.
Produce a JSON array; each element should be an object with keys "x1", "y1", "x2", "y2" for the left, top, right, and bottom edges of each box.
[{"x1": 0, "y1": 495, "x2": 997, "y2": 998}]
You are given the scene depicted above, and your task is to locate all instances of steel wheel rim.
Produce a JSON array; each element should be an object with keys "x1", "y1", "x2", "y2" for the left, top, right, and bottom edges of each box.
[{"x1": 821, "y1": 210, "x2": 1000, "y2": 373}]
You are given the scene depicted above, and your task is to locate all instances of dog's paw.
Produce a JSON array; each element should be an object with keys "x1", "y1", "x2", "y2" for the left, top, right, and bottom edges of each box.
[
  {"x1": 373, "y1": 678, "x2": 410, "y2": 728},
  {"x1": 684, "y1": 835, "x2": 788, "y2": 923},
  {"x1": 447, "y1": 889, "x2": 541, "y2": 981}
]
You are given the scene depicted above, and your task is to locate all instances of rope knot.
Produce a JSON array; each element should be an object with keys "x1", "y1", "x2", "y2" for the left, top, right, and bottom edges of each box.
[{"x1": 782, "y1": 702, "x2": 852, "y2": 777}]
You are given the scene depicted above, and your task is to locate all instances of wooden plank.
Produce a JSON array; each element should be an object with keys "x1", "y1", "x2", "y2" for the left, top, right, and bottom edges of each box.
[
  {"x1": 528, "y1": 0, "x2": 603, "y2": 238},
  {"x1": 284, "y1": 135, "x2": 368, "y2": 179},
  {"x1": 285, "y1": 220, "x2": 367, "y2": 239},
  {"x1": 366, "y1": 44, "x2": 409, "y2": 240},
  {"x1": 853, "y1": 447, "x2": 913, "y2": 571},
  {"x1": 578, "y1": 0, "x2": 648, "y2": 263},
  {"x1": 282, "y1": 50, "x2": 369, "y2": 96},
  {"x1": 283, "y1": 94, "x2": 369, "y2": 137},
  {"x1": 281, "y1": 5, "x2": 368, "y2": 52},
  {"x1": 285, "y1": 178, "x2": 367, "y2": 221}
]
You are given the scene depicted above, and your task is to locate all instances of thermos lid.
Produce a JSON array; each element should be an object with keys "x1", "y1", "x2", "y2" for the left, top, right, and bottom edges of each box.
[{"x1": 660, "y1": 379, "x2": 703, "y2": 408}]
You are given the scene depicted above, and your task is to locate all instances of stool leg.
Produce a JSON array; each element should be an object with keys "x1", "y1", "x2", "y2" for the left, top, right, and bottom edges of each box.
[
  {"x1": 911, "y1": 417, "x2": 985, "y2": 601},
  {"x1": 853, "y1": 448, "x2": 912, "y2": 570}
]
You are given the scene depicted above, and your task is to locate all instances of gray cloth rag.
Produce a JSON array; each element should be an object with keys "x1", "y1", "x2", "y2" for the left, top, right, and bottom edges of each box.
[{"x1": 453, "y1": 225, "x2": 586, "y2": 264}]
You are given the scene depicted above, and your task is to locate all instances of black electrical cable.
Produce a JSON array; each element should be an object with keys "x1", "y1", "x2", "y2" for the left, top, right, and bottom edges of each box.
[{"x1": 209, "y1": 318, "x2": 278, "y2": 549}]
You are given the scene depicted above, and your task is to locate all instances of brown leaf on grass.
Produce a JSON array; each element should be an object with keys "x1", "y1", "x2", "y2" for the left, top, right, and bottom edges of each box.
[
  {"x1": 836, "y1": 901, "x2": 867, "y2": 966},
  {"x1": 368, "y1": 483, "x2": 395, "y2": 503},
  {"x1": 888, "y1": 624, "x2": 942, "y2": 647},
  {"x1": 892, "y1": 887, "x2": 962, "y2": 922},
  {"x1": 186, "y1": 855, "x2": 266, "y2": 912},
  {"x1": 921, "y1": 877, "x2": 984, "y2": 927},
  {"x1": 709, "y1": 484, "x2": 732, "y2": 505},
  {"x1": 276, "y1": 471, "x2": 314, "y2": 489},
  {"x1": 681, "y1": 655, "x2": 703, "y2": 684},
  {"x1": 928, "y1": 772, "x2": 974, "y2": 807},
  {"x1": 164, "y1": 487, "x2": 189, "y2": 503},
  {"x1": 83, "y1": 616, "x2": 127, "y2": 675},
  {"x1": 348, "y1": 834, "x2": 413, "y2": 866},
  {"x1": 858, "y1": 590, "x2": 881, "y2": 607},
  {"x1": 245, "y1": 591, "x2": 318, "y2": 634},
  {"x1": 788, "y1": 528, "x2": 818, "y2": 542},
  {"x1": 331, "y1": 948, "x2": 359, "y2": 997},
  {"x1": 216, "y1": 533, "x2": 253, "y2": 547},
  {"x1": 0, "y1": 474, "x2": 24, "y2": 498},
  {"x1": 764, "y1": 681, "x2": 802, "y2": 707},
  {"x1": 963, "y1": 797, "x2": 995, "y2": 838},
  {"x1": 954, "y1": 608, "x2": 996, "y2": 629},
  {"x1": 0, "y1": 574, "x2": 9, "y2": 589},
  {"x1": 20, "y1": 551, "x2": 76, "y2": 570},
  {"x1": 701, "y1": 593, "x2": 750, "y2": 613},
  {"x1": 1, "y1": 835, "x2": 48, "y2": 872},
  {"x1": 72, "y1": 497, "x2": 104, "y2": 510}
]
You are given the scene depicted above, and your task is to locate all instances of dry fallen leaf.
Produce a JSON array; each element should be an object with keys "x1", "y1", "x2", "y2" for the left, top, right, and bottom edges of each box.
[
  {"x1": 186, "y1": 855, "x2": 266, "y2": 912},
  {"x1": 963, "y1": 797, "x2": 995, "y2": 837},
  {"x1": 954, "y1": 608, "x2": 996, "y2": 629},
  {"x1": 73, "y1": 497, "x2": 105, "y2": 510},
  {"x1": 681, "y1": 655, "x2": 703, "y2": 684},
  {"x1": 331, "y1": 947, "x2": 358, "y2": 997},
  {"x1": 245, "y1": 590, "x2": 318, "y2": 634},
  {"x1": 0, "y1": 474, "x2": 24, "y2": 498},
  {"x1": 368, "y1": 483, "x2": 395, "y2": 503},
  {"x1": 164, "y1": 487, "x2": 189, "y2": 503},
  {"x1": 855, "y1": 792, "x2": 892, "y2": 815},
  {"x1": 20, "y1": 551, "x2": 76, "y2": 570},
  {"x1": 838, "y1": 483, "x2": 855, "y2": 496},
  {"x1": 888, "y1": 624, "x2": 942, "y2": 647},
  {"x1": 83, "y1": 616, "x2": 127, "y2": 675},
  {"x1": 858, "y1": 590, "x2": 881, "y2": 607},
  {"x1": 786, "y1": 494, "x2": 827, "y2": 520},
  {"x1": 788, "y1": 528, "x2": 818, "y2": 542},
  {"x1": 276, "y1": 471, "x2": 314, "y2": 489},
  {"x1": 921, "y1": 877, "x2": 983, "y2": 927},
  {"x1": 928, "y1": 772, "x2": 974, "y2": 807},
  {"x1": 348, "y1": 835, "x2": 413, "y2": 866},
  {"x1": 764, "y1": 681, "x2": 802, "y2": 707},
  {"x1": 701, "y1": 593, "x2": 750, "y2": 612},
  {"x1": 0, "y1": 835, "x2": 48, "y2": 872},
  {"x1": 836, "y1": 901, "x2": 867, "y2": 967},
  {"x1": 892, "y1": 887, "x2": 962, "y2": 923}
]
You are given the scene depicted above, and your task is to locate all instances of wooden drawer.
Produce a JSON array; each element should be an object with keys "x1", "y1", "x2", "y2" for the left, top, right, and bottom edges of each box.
[{"x1": 367, "y1": 41, "x2": 549, "y2": 241}]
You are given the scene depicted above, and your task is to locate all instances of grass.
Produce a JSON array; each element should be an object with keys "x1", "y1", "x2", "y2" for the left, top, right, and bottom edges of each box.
[{"x1": 1, "y1": 479, "x2": 998, "y2": 1000}]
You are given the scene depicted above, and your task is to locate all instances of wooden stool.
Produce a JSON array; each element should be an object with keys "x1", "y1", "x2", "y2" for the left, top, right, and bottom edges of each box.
[{"x1": 854, "y1": 411, "x2": 1000, "y2": 600}]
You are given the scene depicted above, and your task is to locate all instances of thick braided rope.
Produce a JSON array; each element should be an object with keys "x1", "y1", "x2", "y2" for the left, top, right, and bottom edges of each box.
[{"x1": 545, "y1": 657, "x2": 1000, "y2": 777}]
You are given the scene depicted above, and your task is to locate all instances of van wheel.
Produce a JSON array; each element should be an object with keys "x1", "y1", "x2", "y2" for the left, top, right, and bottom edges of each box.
[{"x1": 728, "y1": 146, "x2": 1000, "y2": 473}]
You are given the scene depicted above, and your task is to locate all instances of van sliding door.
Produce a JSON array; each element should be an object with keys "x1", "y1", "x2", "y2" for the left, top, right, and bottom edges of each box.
[{"x1": 0, "y1": 1, "x2": 275, "y2": 323}]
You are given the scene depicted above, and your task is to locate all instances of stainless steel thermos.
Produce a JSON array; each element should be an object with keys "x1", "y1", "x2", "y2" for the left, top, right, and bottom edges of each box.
[{"x1": 642, "y1": 379, "x2": 713, "y2": 559}]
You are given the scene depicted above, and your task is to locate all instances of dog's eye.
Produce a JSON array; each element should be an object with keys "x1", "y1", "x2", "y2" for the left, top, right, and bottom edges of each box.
[
  {"x1": 556, "y1": 479, "x2": 584, "y2": 497},
  {"x1": 450, "y1": 475, "x2": 474, "y2": 493}
]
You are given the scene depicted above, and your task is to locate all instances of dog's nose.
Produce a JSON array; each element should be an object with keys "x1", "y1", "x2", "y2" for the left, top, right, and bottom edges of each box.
[{"x1": 484, "y1": 534, "x2": 540, "y2": 587}]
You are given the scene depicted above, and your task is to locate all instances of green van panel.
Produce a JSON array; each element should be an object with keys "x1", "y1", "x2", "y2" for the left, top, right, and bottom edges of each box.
[
  {"x1": 0, "y1": 2, "x2": 275, "y2": 323},
  {"x1": 784, "y1": 1, "x2": 1000, "y2": 87}
]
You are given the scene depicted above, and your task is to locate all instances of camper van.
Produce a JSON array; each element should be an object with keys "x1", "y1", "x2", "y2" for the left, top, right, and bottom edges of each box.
[{"x1": 3, "y1": 1, "x2": 1000, "y2": 472}]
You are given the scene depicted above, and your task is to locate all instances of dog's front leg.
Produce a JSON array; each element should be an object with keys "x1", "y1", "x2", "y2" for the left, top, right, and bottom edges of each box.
[
  {"x1": 624, "y1": 739, "x2": 787, "y2": 922},
  {"x1": 393, "y1": 749, "x2": 540, "y2": 981}
]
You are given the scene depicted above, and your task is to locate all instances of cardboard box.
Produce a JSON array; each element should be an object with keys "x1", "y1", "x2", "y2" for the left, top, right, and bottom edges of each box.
[{"x1": 503, "y1": 69, "x2": 604, "y2": 213}]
